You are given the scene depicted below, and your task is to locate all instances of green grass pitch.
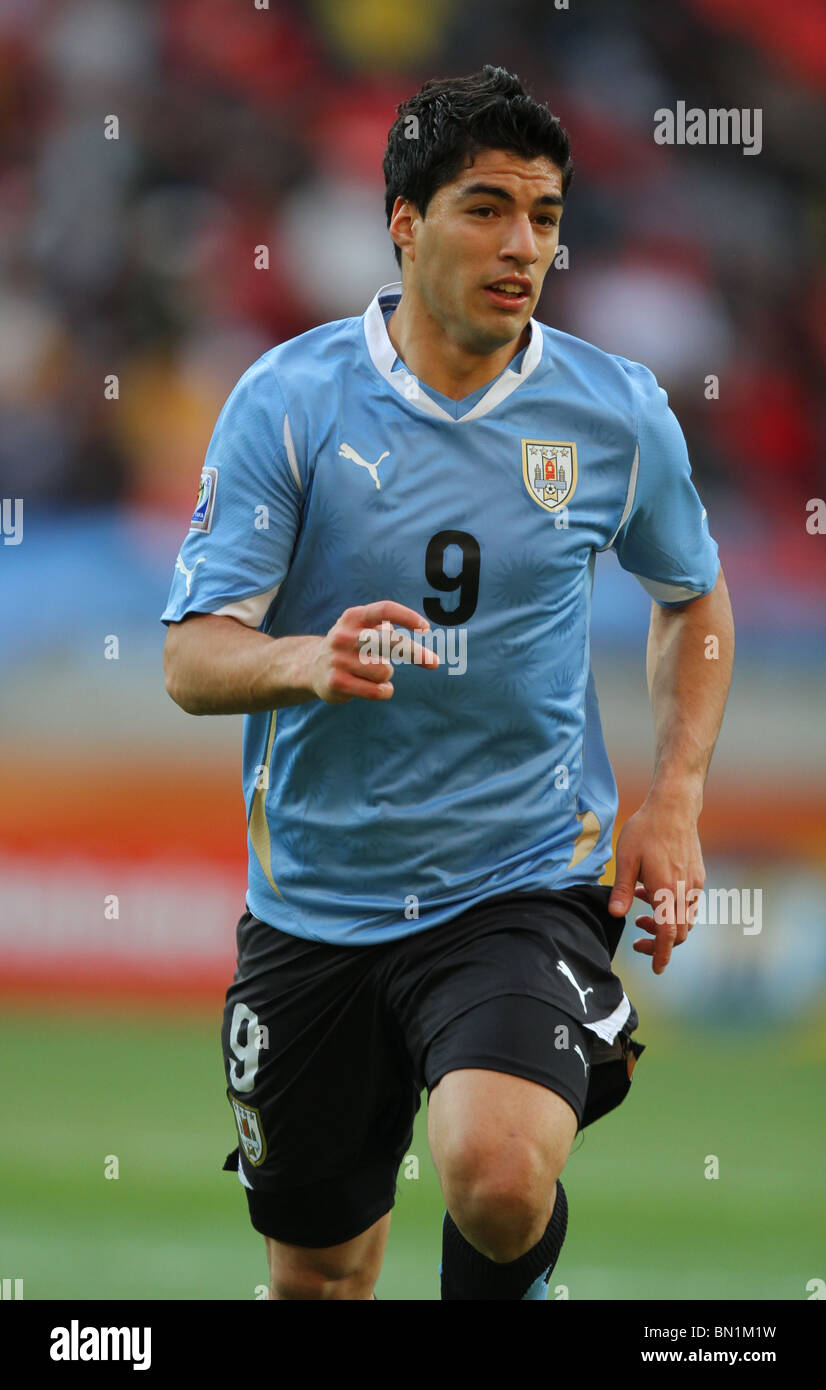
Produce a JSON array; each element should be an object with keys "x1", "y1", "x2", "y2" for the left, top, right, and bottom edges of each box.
[{"x1": 1, "y1": 1005, "x2": 822, "y2": 1300}]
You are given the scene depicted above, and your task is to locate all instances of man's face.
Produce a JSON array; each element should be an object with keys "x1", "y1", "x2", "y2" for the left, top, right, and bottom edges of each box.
[{"x1": 399, "y1": 147, "x2": 564, "y2": 353}]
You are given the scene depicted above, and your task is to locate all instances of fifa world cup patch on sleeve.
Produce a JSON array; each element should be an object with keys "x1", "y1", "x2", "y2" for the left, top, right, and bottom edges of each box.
[
  {"x1": 190, "y1": 466, "x2": 218, "y2": 533},
  {"x1": 228, "y1": 1093, "x2": 267, "y2": 1166}
]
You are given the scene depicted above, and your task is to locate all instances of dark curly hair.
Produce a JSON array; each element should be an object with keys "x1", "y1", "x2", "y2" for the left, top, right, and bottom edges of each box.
[{"x1": 383, "y1": 65, "x2": 573, "y2": 269}]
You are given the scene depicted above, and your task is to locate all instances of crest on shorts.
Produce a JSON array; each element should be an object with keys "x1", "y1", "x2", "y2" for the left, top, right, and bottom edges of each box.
[
  {"x1": 228, "y1": 1093, "x2": 267, "y2": 1166},
  {"x1": 522, "y1": 441, "x2": 577, "y2": 513}
]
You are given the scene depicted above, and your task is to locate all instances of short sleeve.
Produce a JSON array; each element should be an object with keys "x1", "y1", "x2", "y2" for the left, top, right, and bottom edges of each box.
[
  {"x1": 608, "y1": 363, "x2": 719, "y2": 607},
  {"x1": 161, "y1": 356, "x2": 302, "y2": 628}
]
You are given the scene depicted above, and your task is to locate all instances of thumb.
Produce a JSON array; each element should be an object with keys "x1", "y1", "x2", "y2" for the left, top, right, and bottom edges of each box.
[{"x1": 608, "y1": 849, "x2": 641, "y2": 916}]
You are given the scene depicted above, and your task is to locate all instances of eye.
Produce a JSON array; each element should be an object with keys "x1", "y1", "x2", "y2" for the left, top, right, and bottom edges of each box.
[{"x1": 469, "y1": 206, "x2": 495, "y2": 217}]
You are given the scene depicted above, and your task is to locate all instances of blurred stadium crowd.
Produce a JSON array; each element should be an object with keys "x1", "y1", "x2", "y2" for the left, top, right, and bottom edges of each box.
[{"x1": 1, "y1": 0, "x2": 823, "y2": 536}]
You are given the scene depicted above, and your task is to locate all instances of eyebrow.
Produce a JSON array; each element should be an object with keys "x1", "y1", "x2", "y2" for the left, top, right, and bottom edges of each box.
[{"x1": 457, "y1": 182, "x2": 563, "y2": 208}]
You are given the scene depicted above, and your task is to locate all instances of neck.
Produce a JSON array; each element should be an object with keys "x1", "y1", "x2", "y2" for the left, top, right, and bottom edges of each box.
[{"x1": 385, "y1": 291, "x2": 529, "y2": 401}]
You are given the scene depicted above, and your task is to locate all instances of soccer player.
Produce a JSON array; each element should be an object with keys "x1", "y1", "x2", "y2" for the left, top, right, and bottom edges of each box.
[{"x1": 162, "y1": 66, "x2": 734, "y2": 1300}]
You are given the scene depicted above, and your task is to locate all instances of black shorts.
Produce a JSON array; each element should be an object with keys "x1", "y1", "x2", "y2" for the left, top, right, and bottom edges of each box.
[{"x1": 220, "y1": 884, "x2": 643, "y2": 1248}]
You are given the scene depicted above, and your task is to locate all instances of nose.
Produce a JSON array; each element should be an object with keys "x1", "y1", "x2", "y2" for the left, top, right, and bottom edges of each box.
[{"x1": 499, "y1": 213, "x2": 539, "y2": 266}]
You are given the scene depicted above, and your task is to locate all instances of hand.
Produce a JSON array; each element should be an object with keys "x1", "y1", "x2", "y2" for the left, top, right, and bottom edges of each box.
[
  {"x1": 606, "y1": 794, "x2": 706, "y2": 974},
  {"x1": 308, "y1": 601, "x2": 439, "y2": 704}
]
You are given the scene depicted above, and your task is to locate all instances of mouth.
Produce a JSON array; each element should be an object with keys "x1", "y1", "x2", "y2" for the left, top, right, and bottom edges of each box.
[{"x1": 483, "y1": 278, "x2": 531, "y2": 310}]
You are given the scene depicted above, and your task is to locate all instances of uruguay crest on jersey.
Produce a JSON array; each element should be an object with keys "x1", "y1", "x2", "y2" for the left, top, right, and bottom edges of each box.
[{"x1": 522, "y1": 440, "x2": 578, "y2": 512}]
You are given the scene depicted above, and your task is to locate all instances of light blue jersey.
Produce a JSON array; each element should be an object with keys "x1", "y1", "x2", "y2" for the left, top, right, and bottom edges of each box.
[{"x1": 162, "y1": 282, "x2": 719, "y2": 944}]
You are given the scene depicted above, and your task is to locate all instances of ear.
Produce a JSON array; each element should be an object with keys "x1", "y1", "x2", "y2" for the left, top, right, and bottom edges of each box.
[{"x1": 389, "y1": 196, "x2": 417, "y2": 264}]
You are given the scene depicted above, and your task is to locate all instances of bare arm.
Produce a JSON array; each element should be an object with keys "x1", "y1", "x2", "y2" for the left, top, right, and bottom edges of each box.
[
  {"x1": 645, "y1": 565, "x2": 735, "y2": 812},
  {"x1": 163, "y1": 602, "x2": 438, "y2": 716},
  {"x1": 607, "y1": 567, "x2": 735, "y2": 971},
  {"x1": 164, "y1": 615, "x2": 319, "y2": 715}
]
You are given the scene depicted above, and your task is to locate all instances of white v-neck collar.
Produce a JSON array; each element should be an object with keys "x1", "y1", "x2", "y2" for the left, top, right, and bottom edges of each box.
[{"x1": 362, "y1": 281, "x2": 544, "y2": 423}]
